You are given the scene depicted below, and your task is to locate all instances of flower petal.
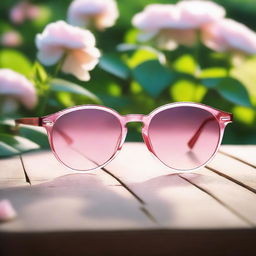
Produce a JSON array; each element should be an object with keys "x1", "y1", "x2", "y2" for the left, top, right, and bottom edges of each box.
[
  {"x1": 0, "y1": 199, "x2": 17, "y2": 222},
  {"x1": 61, "y1": 50, "x2": 96, "y2": 81},
  {"x1": 37, "y1": 45, "x2": 64, "y2": 66},
  {"x1": 35, "y1": 20, "x2": 100, "y2": 70},
  {"x1": 67, "y1": 0, "x2": 119, "y2": 29},
  {"x1": 0, "y1": 68, "x2": 37, "y2": 109}
]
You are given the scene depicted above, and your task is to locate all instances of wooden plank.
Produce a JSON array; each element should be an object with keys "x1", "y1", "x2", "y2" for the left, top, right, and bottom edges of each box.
[
  {"x1": 0, "y1": 156, "x2": 26, "y2": 180},
  {"x1": 0, "y1": 156, "x2": 28, "y2": 188},
  {"x1": 106, "y1": 143, "x2": 249, "y2": 228},
  {"x1": 21, "y1": 150, "x2": 119, "y2": 186},
  {"x1": 0, "y1": 172, "x2": 156, "y2": 232},
  {"x1": 0, "y1": 145, "x2": 160, "y2": 232},
  {"x1": 1, "y1": 143, "x2": 256, "y2": 256},
  {"x1": 207, "y1": 149, "x2": 256, "y2": 191},
  {"x1": 180, "y1": 170, "x2": 256, "y2": 226},
  {"x1": 220, "y1": 145, "x2": 256, "y2": 168},
  {"x1": 1, "y1": 143, "x2": 255, "y2": 233},
  {"x1": 20, "y1": 151, "x2": 71, "y2": 184}
]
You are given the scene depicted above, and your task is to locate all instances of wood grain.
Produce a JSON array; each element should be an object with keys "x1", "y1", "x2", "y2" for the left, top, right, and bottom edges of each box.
[
  {"x1": 220, "y1": 145, "x2": 256, "y2": 168},
  {"x1": 207, "y1": 149, "x2": 256, "y2": 191},
  {"x1": 0, "y1": 143, "x2": 256, "y2": 256},
  {"x1": 106, "y1": 143, "x2": 251, "y2": 228},
  {"x1": 0, "y1": 156, "x2": 28, "y2": 188}
]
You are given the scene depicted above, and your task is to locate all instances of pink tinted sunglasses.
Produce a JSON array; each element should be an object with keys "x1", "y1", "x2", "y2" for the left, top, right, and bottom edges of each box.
[{"x1": 15, "y1": 102, "x2": 232, "y2": 172}]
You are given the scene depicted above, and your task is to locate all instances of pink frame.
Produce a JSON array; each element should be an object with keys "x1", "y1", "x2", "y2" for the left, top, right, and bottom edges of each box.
[{"x1": 15, "y1": 102, "x2": 232, "y2": 172}]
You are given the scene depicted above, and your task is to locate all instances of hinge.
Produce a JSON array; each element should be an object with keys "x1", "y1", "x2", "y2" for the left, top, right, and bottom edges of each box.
[{"x1": 42, "y1": 120, "x2": 54, "y2": 126}]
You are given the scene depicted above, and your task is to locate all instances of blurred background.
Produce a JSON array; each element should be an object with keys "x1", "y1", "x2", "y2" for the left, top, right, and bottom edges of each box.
[{"x1": 0, "y1": 0, "x2": 256, "y2": 156}]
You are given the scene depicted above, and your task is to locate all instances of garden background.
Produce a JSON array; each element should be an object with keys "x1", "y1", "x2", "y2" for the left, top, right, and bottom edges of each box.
[{"x1": 0, "y1": 0, "x2": 256, "y2": 156}]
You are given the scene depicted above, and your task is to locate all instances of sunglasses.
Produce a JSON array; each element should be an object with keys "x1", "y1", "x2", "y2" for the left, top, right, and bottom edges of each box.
[{"x1": 15, "y1": 102, "x2": 232, "y2": 172}]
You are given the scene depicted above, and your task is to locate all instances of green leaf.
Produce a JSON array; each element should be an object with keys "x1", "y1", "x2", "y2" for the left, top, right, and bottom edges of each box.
[
  {"x1": 173, "y1": 55, "x2": 197, "y2": 75},
  {"x1": 200, "y1": 67, "x2": 227, "y2": 78},
  {"x1": 0, "y1": 133, "x2": 40, "y2": 157},
  {"x1": 132, "y1": 60, "x2": 175, "y2": 97},
  {"x1": 0, "y1": 142, "x2": 19, "y2": 157},
  {"x1": 0, "y1": 118, "x2": 15, "y2": 126},
  {"x1": 19, "y1": 126, "x2": 49, "y2": 149},
  {"x1": 171, "y1": 80, "x2": 207, "y2": 102},
  {"x1": 217, "y1": 77, "x2": 252, "y2": 107},
  {"x1": 50, "y1": 78, "x2": 101, "y2": 104},
  {"x1": 99, "y1": 54, "x2": 130, "y2": 79},
  {"x1": 233, "y1": 106, "x2": 255, "y2": 125},
  {"x1": 201, "y1": 77, "x2": 223, "y2": 89},
  {"x1": 118, "y1": 45, "x2": 166, "y2": 66},
  {"x1": 202, "y1": 77, "x2": 252, "y2": 107},
  {"x1": 0, "y1": 49, "x2": 32, "y2": 77},
  {"x1": 117, "y1": 43, "x2": 138, "y2": 52},
  {"x1": 107, "y1": 83, "x2": 122, "y2": 96},
  {"x1": 32, "y1": 62, "x2": 48, "y2": 83},
  {"x1": 125, "y1": 48, "x2": 159, "y2": 68},
  {"x1": 97, "y1": 94, "x2": 131, "y2": 109},
  {"x1": 124, "y1": 28, "x2": 139, "y2": 44},
  {"x1": 231, "y1": 56, "x2": 256, "y2": 104}
]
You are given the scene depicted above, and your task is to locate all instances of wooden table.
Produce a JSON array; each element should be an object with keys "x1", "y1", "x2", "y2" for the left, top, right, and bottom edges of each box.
[{"x1": 0, "y1": 143, "x2": 256, "y2": 256}]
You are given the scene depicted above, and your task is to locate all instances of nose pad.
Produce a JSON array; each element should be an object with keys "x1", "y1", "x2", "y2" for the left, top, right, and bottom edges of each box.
[{"x1": 141, "y1": 127, "x2": 154, "y2": 154}]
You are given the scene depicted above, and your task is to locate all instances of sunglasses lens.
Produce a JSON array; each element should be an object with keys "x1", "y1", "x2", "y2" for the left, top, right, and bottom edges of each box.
[
  {"x1": 148, "y1": 106, "x2": 220, "y2": 170},
  {"x1": 51, "y1": 109, "x2": 122, "y2": 171}
]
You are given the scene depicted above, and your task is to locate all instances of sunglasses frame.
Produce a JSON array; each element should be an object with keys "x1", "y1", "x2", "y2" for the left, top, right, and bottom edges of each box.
[{"x1": 15, "y1": 102, "x2": 232, "y2": 172}]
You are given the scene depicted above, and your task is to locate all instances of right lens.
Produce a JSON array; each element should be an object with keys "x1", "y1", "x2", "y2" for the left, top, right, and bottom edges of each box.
[
  {"x1": 148, "y1": 106, "x2": 220, "y2": 171},
  {"x1": 51, "y1": 108, "x2": 122, "y2": 171}
]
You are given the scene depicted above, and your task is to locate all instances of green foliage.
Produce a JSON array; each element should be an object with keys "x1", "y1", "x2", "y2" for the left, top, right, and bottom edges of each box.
[
  {"x1": 173, "y1": 55, "x2": 197, "y2": 75},
  {"x1": 124, "y1": 47, "x2": 161, "y2": 68},
  {"x1": 0, "y1": 50, "x2": 32, "y2": 77},
  {"x1": 202, "y1": 77, "x2": 252, "y2": 107},
  {"x1": 231, "y1": 57, "x2": 256, "y2": 104},
  {"x1": 0, "y1": 133, "x2": 39, "y2": 157},
  {"x1": 99, "y1": 53, "x2": 130, "y2": 79},
  {"x1": 132, "y1": 60, "x2": 176, "y2": 97},
  {"x1": 0, "y1": 0, "x2": 256, "y2": 157},
  {"x1": 50, "y1": 78, "x2": 102, "y2": 104},
  {"x1": 171, "y1": 80, "x2": 206, "y2": 102},
  {"x1": 216, "y1": 77, "x2": 252, "y2": 107},
  {"x1": 233, "y1": 106, "x2": 255, "y2": 125},
  {"x1": 18, "y1": 126, "x2": 49, "y2": 149}
]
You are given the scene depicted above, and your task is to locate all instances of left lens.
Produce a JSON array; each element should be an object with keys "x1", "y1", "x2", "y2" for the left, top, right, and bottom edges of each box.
[
  {"x1": 147, "y1": 106, "x2": 220, "y2": 171},
  {"x1": 51, "y1": 108, "x2": 122, "y2": 171}
]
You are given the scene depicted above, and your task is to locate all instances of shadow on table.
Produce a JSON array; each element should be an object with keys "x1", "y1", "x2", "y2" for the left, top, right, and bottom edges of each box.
[{"x1": 0, "y1": 168, "x2": 203, "y2": 232}]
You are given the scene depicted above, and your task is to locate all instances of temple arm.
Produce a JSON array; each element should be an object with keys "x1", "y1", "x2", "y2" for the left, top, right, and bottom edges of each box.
[
  {"x1": 15, "y1": 117, "x2": 42, "y2": 126},
  {"x1": 187, "y1": 116, "x2": 215, "y2": 149},
  {"x1": 15, "y1": 117, "x2": 73, "y2": 144}
]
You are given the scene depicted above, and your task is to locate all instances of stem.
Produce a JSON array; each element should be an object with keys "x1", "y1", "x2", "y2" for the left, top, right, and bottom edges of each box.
[
  {"x1": 194, "y1": 30, "x2": 201, "y2": 77},
  {"x1": 226, "y1": 52, "x2": 233, "y2": 77},
  {"x1": 193, "y1": 30, "x2": 202, "y2": 101},
  {"x1": 38, "y1": 84, "x2": 50, "y2": 116},
  {"x1": 53, "y1": 54, "x2": 66, "y2": 78},
  {"x1": 39, "y1": 55, "x2": 66, "y2": 116}
]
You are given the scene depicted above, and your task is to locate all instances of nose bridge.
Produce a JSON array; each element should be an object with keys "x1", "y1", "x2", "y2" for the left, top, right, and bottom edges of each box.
[{"x1": 124, "y1": 114, "x2": 145, "y2": 124}]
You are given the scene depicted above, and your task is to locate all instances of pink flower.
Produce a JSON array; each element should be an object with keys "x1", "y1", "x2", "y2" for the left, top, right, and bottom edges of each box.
[
  {"x1": 0, "y1": 69, "x2": 37, "y2": 111},
  {"x1": 10, "y1": 1, "x2": 41, "y2": 24},
  {"x1": 176, "y1": 1, "x2": 226, "y2": 28},
  {"x1": 0, "y1": 200, "x2": 17, "y2": 222},
  {"x1": 36, "y1": 21, "x2": 100, "y2": 81},
  {"x1": 26, "y1": 5, "x2": 40, "y2": 20},
  {"x1": 202, "y1": 19, "x2": 256, "y2": 54},
  {"x1": 10, "y1": 2, "x2": 25, "y2": 24},
  {"x1": 1, "y1": 31, "x2": 22, "y2": 47},
  {"x1": 132, "y1": 1, "x2": 225, "y2": 50},
  {"x1": 67, "y1": 0, "x2": 119, "y2": 30}
]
